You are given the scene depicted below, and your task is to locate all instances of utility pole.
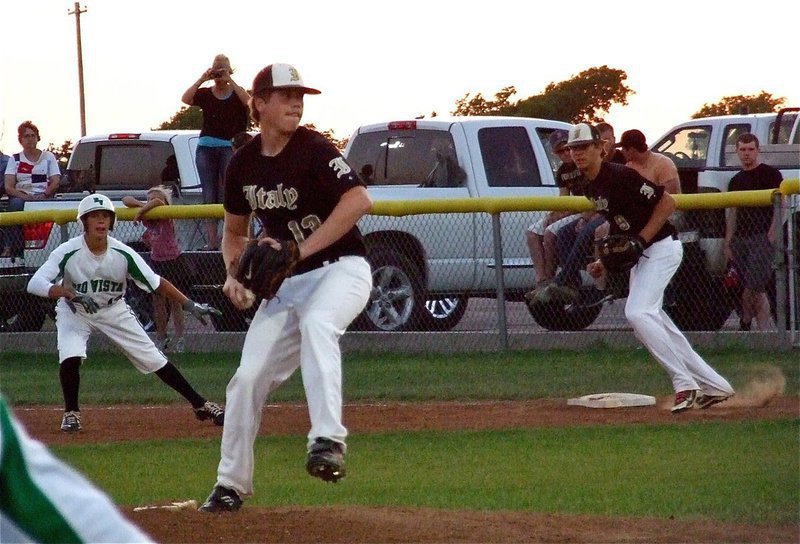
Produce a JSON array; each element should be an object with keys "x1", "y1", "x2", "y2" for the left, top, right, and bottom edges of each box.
[{"x1": 68, "y1": 2, "x2": 87, "y2": 137}]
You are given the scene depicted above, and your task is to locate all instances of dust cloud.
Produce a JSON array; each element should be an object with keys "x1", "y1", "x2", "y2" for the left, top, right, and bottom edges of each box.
[{"x1": 726, "y1": 364, "x2": 786, "y2": 408}]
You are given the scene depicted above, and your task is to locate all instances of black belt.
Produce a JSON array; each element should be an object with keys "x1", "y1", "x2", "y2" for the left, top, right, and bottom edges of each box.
[
  {"x1": 654, "y1": 233, "x2": 679, "y2": 243},
  {"x1": 296, "y1": 256, "x2": 341, "y2": 275}
]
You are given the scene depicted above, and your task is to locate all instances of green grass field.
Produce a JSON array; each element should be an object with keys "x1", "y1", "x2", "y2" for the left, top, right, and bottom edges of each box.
[{"x1": 2, "y1": 347, "x2": 798, "y2": 524}]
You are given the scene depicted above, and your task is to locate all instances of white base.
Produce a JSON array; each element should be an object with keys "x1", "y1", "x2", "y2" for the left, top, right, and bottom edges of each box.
[{"x1": 567, "y1": 392, "x2": 656, "y2": 409}]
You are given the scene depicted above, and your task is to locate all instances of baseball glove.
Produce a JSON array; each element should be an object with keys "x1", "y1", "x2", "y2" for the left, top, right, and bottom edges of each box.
[
  {"x1": 235, "y1": 239, "x2": 300, "y2": 301},
  {"x1": 595, "y1": 234, "x2": 646, "y2": 273}
]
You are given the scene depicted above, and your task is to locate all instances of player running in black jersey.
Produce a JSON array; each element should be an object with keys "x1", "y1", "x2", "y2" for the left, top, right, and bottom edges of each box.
[{"x1": 568, "y1": 123, "x2": 735, "y2": 413}]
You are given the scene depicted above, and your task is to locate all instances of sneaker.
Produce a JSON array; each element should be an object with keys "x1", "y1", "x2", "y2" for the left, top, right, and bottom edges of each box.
[
  {"x1": 671, "y1": 390, "x2": 698, "y2": 413},
  {"x1": 306, "y1": 438, "x2": 346, "y2": 483},
  {"x1": 60, "y1": 411, "x2": 82, "y2": 432},
  {"x1": 696, "y1": 392, "x2": 734, "y2": 409},
  {"x1": 198, "y1": 485, "x2": 242, "y2": 513},
  {"x1": 545, "y1": 283, "x2": 580, "y2": 304},
  {"x1": 195, "y1": 401, "x2": 224, "y2": 426},
  {"x1": 173, "y1": 337, "x2": 185, "y2": 353},
  {"x1": 524, "y1": 280, "x2": 552, "y2": 305}
]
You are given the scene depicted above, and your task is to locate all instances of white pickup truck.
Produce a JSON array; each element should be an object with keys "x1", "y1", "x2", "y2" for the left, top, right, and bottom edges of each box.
[
  {"x1": 0, "y1": 120, "x2": 572, "y2": 333},
  {"x1": 345, "y1": 117, "x2": 571, "y2": 331},
  {"x1": 651, "y1": 107, "x2": 800, "y2": 326},
  {"x1": 0, "y1": 131, "x2": 218, "y2": 332}
]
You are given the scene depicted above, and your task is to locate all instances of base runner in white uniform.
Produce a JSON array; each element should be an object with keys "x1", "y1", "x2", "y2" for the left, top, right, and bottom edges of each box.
[
  {"x1": 568, "y1": 123, "x2": 735, "y2": 413},
  {"x1": 199, "y1": 63, "x2": 372, "y2": 512},
  {"x1": 26, "y1": 194, "x2": 226, "y2": 432}
]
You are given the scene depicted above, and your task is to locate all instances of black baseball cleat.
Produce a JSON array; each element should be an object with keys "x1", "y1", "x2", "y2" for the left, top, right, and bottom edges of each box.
[
  {"x1": 195, "y1": 401, "x2": 225, "y2": 426},
  {"x1": 306, "y1": 438, "x2": 346, "y2": 483},
  {"x1": 60, "y1": 411, "x2": 82, "y2": 433},
  {"x1": 198, "y1": 485, "x2": 242, "y2": 513}
]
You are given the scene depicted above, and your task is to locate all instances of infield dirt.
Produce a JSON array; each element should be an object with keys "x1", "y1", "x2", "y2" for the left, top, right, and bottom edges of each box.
[{"x1": 15, "y1": 396, "x2": 799, "y2": 543}]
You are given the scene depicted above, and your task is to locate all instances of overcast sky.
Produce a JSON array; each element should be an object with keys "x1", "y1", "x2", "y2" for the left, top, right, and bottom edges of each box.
[{"x1": 1, "y1": 0, "x2": 798, "y2": 153}]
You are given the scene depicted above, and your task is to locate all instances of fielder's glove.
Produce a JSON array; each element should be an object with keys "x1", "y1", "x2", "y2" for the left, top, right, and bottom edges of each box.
[
  {"x1": 235, "y1": 239, "x2": 300, "y2": 302},
  {"x1": 182, "y1": 300, "x2": 222, "y2": 326},
  {"x1": 595, "y1": 234, "x2": 647, "y2": 273},
  {"x1": 67, "y1": 294, "x2": 100, "y2": 314}
]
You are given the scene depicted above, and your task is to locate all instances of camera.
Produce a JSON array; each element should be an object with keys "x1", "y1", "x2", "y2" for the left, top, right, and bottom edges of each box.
[{"x1": 210, "y1": 69, "x2": 225, "y2": 78}]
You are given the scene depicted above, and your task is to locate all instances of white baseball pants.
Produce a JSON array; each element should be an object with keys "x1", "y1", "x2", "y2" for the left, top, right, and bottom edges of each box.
[
  {"x1": 625, "y1": 237, "x2": 734, "y2": 396},
  {"x1": 216, "y1": 256, "x2": 372, "y2": 496},
  {"x1": 55, "y1": 299, "x2": 168, "y2": 372}
]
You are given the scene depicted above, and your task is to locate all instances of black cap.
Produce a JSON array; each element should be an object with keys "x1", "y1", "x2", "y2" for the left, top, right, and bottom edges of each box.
[
  {"x1": 548, "y1": 129, "x2": 569, "y2": 151},
  {"x1": 616, "y1": 129, "x2": 648, "y2": 152}
]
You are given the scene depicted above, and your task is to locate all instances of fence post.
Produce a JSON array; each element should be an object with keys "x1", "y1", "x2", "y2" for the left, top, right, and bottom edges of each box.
[
  {"x1": 491, "y1": 213, "x2": 508, "y2": 350},
  {"x1": 60, "y1": 223, "x2": 70, "y2": 244},
  {"x1": 785, "y1": 194, "x2": 799, "y2": 346},
  {"x1": 772, "y1": 192, "x2": 787, "y2": 346}
]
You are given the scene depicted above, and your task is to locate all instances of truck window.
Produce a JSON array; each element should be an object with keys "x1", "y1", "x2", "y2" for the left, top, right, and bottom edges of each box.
[
  {"x1": 720, "y1": 123, "x2": 751, "y2": 167},
  {"x1": 65, "y1": 141, "x2": 178, "y2": 192},
  {"x1": 478, "y1": 127, "x2": 542, "y2": 187},
  {"x1": 768, "y1": 113, "x2": 799, "y2": 144},
  {"x1": 536, "y1": 128, "x2": 567, "y2": 175},
  {"x1": 345, "y1": 129, "x2": 464, "y2": 187},
  {"x1": 652, "y1": 125, "x2": 711, "y2": 170}
]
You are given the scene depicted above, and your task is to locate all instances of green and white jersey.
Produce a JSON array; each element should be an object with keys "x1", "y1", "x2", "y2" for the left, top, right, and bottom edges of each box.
[
  {"x1": 0, "y1": 395, "x2": 153, "y2": 543},
  {"x1": 27, "y1": 235, "x2": 160, "y2": 309}
]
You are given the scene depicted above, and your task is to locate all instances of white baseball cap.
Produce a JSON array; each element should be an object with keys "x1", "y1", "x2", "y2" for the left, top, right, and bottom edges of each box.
[
  {"x1": 566, "y1": 123, "x2": 603, "y2": 148},
  {"x1": 251, "y1": 63, "x2": 320, "y2": 95}
]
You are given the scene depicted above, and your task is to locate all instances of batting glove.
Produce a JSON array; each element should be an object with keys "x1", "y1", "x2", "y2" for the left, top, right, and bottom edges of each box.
[
  {"x1": 182, "y1": 299, "x2": 222, "y2": 326},
  {"x1": 67, "y1": 294, "x2": 100, "y2": 314}
]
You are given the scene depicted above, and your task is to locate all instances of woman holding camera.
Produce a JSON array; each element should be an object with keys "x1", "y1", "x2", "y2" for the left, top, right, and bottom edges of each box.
[{"x1": 182, "y1": 54, "x2": 250, "y2": 250}]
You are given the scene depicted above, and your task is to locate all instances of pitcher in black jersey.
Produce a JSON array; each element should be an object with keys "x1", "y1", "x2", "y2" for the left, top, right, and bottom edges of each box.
[
  {"x1": 566, "y1": 123, "x2": 734, "y2": 414},
  {"x1": 200, "y1": 64, "x2": 373, "y2": 512}
]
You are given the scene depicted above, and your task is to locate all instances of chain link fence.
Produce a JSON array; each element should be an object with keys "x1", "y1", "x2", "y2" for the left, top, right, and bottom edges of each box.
[{"x1": 1, "y1": 189, "x2": 797, "y2": 353}]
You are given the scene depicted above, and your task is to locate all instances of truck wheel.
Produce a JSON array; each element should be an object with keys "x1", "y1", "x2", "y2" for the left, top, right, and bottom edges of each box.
[
  {"x1": 0, "y1": 300, "x2": 47, "y2": 333},
  {"x1": 420, "y1": 295, "x2": 468, "y2": 331},
  {"x1": 664, "y1": 277, "x2": 732, "y2": 331},
  {"x1": 663, "y1": 243, "x2": 733, "y2": 331},
  {"x1": 353, "y1": 248, "x2": 427, "y2": 332},
  {"x1": 525, "y1": 298, "x2": 602, "y2": 331}
]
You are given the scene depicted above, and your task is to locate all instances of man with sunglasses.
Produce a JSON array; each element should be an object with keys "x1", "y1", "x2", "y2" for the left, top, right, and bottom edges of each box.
[{"x1": 525, "y1": 130, "x2": 586, "y2": 293}]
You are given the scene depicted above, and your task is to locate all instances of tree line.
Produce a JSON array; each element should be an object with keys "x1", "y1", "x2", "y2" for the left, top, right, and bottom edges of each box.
[{"x1": 48, "y1": 66, "x2": 788, "y2": 159}]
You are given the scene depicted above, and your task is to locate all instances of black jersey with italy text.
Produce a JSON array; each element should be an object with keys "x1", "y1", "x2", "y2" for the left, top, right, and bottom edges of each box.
[
  {"x1": 224, "y1": 126, "x2": 367, "y2": 274},
  {"x1": 584, "y1": 162, "x2": 676, "y2": 243},
  {"x1": 556, "y1": 162, "x2": 586, "y2": 196}
]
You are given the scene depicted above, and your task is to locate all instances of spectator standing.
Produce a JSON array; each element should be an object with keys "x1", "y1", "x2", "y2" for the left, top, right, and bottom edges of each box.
[
  {"x1": 617, "y1": 129, "x2": 681, "y2": 194},
  {"x1": 725, "y1": 133, "x2": 783, "y2": 331},
  {"x1": 199, "y1": 63, "x2": 372, "y2": 512},
  {"x1": 26, "y1": 193, "x2": 225, "y2": 433},
  {"x1": 596, "y1": 122, "x2": 626, "y2": 164},
  {"x1": 569, "y1": 122, "x2": 735, "y2": 412},
  {"x1": 0, "y1": 394, "x2": 154, "y2": 543},
  {"x1": 3, "y1": 121, "x2": 61, "y2": 258},
  {"x1": 123, "y1": 186, "x2": 190, "y2": 352},
  {"x1": 525, "y1": 130, "x2": 584, "y2": 292},
  {"x1": 181, "y1": 54, "x2": 250, "y2": 250}
]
